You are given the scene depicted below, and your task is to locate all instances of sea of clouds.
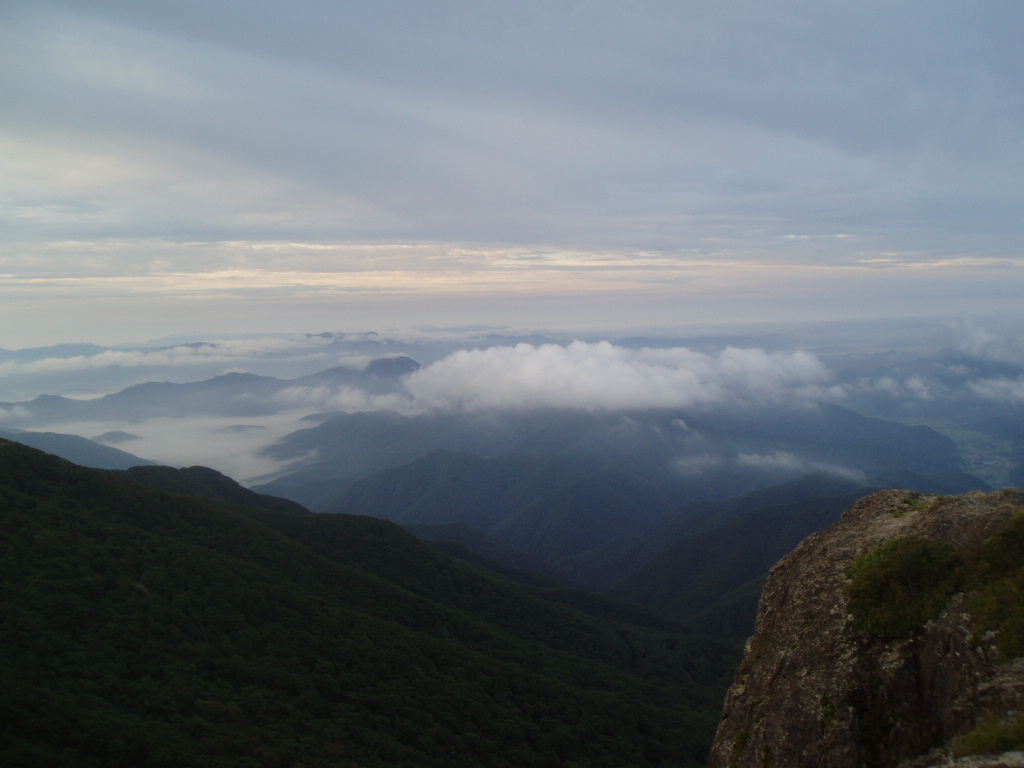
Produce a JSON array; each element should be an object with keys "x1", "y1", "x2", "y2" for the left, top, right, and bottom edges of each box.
[{"x1": 3, "y1": 320, "x2": 1024, "y2": 484}]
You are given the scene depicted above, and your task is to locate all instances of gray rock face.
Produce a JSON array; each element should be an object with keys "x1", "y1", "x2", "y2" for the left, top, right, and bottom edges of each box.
[{"x1": 707, "y1": 488, "x2": 1024, "y2": 768}]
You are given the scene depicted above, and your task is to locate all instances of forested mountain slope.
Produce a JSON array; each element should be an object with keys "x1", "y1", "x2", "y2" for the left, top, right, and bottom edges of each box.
[
  {"x1": 324, "y1": 450, "x2": 684, "y2": 581},
  {"x1": 116, "y1": 464, "x2": 311, "y2": 514},
  {"x1": 323, "y1": 454, "x2": 884, "y2": 637},
  {"x1": 0, "y1": 439, "x2": 738, "y2": 768},
  {"x1": 608, "y1": 475, "x2": 872, "y2": 638}
]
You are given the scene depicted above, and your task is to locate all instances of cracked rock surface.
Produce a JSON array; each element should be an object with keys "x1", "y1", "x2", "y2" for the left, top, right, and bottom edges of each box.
[{"x1": 707, "y1": 488, "x2": 1024, "y2": 768}]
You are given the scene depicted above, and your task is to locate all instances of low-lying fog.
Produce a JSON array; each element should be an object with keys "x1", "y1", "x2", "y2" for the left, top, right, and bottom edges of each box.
[{"x1": 2, "y1": 316, "x2": 1023, "y2": 489}]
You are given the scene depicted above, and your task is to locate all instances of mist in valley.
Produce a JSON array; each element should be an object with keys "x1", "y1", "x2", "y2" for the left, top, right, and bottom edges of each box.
[{"x1": 3, "y1": 318, "x2": 1023, "y2": 492}]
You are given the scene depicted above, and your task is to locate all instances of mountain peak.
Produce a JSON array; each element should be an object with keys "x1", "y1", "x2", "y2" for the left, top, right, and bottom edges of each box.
[{"x1": 364, "y1": 355, "x2": 421, "y2": 376}]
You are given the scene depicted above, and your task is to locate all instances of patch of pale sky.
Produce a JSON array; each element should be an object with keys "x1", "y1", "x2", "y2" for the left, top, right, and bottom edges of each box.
[
  {"x1": 0, "y1": 259, "x2": 1001, "y2": 299},
  {"x1": 23, "y1": 13, "x2": 215, "y2": 102}
]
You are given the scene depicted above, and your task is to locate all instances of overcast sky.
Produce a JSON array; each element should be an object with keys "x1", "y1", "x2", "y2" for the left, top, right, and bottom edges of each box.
[{"x1": 2, "y1": 1, "x2": 1022, "y2": 347}]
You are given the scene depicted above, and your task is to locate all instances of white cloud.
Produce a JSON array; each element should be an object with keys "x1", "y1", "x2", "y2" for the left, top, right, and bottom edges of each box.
[
  {"x1": 866, "y1": 376, "x2": 902, "y2": 396},
  {"x1": 271, "y1": 385, "x2": 411, "y2": 414},
  {"x1": 955, "y1": 317, "x2": 1024, "y2": 366},
  {"x1": 737, "y1": 451, "x2": 804, "y2": 472},
  {"x1": 0, "y1": 336, "x2": 336, "y2": 378},
  {"x1": 404, "y1": 341, "x2": 839, "y2": 412},
  {"x1": 36, "y1": 412, "x2": 312, "y2": 485},
  {"x1": 850, "y1": 375, "x2": 939, "y2": 401},
  {"x1": 736, "y1": 450, "x2": 866, "y2": 482},
  {"x1": 969, "y1": 377, "x2": 1024, "y2": 403},
  {"x1": 905, "y1": 376, "x2": 933, "y2": 400}
]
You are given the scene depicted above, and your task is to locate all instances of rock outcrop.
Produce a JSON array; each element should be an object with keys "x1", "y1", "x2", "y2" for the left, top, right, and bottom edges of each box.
[{"x1": 708, "y1": 488, "x2": 1024, "y2": 768}]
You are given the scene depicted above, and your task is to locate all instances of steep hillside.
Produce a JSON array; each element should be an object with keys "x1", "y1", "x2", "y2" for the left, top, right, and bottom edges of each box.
[
  {"x1": 0, "y1": 439, "x2": 737, "y2": 767},
  {"x1": 708, "y1": 487, "x2": 1024, "y2": 768},
  {"x1": 610, "y1": 475, "x2": 870, "y2": 638},
  {"x1": 331, "y1": 460, "x2": 876, "y2": 635},
  {"x1": 404, "y1": 520, "x2": 564, "y2": 581},
  {"x1": 326, "y1": 450, "x2": 682, "y2": 580},
  {"x1": 255, "y1": 404, "x2": 987, "y2": 593},
  {"x1": 116, "y1": 464, "x2": 311, "y2": 514}
]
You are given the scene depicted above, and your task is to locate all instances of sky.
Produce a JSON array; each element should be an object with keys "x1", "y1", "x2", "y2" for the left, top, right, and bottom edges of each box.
[{"x1": 1, "y1": 1, "x2": 1022, "y2": 348}]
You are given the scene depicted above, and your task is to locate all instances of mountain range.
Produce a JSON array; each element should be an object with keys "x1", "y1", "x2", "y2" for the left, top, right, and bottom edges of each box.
[
  {"x1": 3, "y1": 335, "x2": 1023, "y2": 764},
  {"x1": 248, "y1": 400, "x2": 985, "y2": 636},
  {"x1": 0, "y1": 350, "x2": 997, "y2": 643},
  {"x1": 0, "y1": 356, "x2": 420, "y2": 425},
  {"x1": 255, "y1": 401, "x2": 984, "y2": 505}
]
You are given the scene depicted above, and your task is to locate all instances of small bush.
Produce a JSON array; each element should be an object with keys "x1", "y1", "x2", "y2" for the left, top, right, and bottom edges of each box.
[
  {"x1": 845, "y1": 510, "x2": 1024, "y2": 655},
  {"x1": 953, "y1": 712, "x2": 1024, "y2": 757},
  {"x1": 967, "y1": 511, "x2": 1024, "y2": 659},
  {"x1": 846, "y1": 537, "x2": 964, "y2": 640}
]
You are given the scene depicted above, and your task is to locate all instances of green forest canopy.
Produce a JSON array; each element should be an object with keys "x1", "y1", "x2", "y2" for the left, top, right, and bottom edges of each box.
[{"x1": 0, "y1": 439, "x2": 739, "y2": 768}]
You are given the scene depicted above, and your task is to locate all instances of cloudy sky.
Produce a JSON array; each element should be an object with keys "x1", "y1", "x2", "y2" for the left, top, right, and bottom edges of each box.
[{"x1": 2, "y1": 1, "x2": 1022, "y2": 347}]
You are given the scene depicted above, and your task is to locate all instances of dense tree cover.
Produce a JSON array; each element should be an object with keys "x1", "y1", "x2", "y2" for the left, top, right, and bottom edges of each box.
[
  {"x1": 117, "y1": 464, "x2": 311, "y2": 515},
  {"x1": 321, "y1": 450, "x2": 680, "y2": 580},
  {"x1": 0, "y1": 439, "x2": 739, "y2": 767}
]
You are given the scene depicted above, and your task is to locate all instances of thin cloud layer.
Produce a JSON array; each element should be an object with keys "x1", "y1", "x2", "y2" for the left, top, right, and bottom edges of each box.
[
  {"x1": 0, "y1": 336, "x2": 336, "y2": 377},
  {"x1": 1, "y1": 2, "x2": 1022, "y2": 343},
  {"x1": 405, "y1": 341, "x2": 841, "y2": 412},
  {"x1": 271, "y1": 385, "x2": 410, "y2": 415},
  {"x1": 955, "y1": 318, "x2": 1024, "y2": 367},
  {"x1": 736, "y1": 451, "x2": 866, "y2": 482},
  {"x1": 969, "y1": 378, "x2": 1024, "y2": 403}
]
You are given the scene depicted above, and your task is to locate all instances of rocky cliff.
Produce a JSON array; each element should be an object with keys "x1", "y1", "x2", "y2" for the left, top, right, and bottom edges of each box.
[{"x1": 708, "y1": 488, "x2": 1024, "y2": 768}]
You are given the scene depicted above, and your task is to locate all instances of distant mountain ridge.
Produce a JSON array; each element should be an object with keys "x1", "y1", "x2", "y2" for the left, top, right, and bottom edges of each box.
[
  {"x1": 0, "y1": 356, "x2": 421, "y2": 424},
  {"x1": 0, "y1": 428, "x2": 157, "y2": 470},
  {"x1": 258, "y1": 403, "x2": 984, "y2": 508}
]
